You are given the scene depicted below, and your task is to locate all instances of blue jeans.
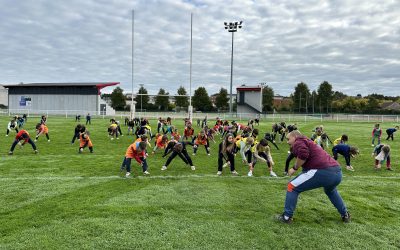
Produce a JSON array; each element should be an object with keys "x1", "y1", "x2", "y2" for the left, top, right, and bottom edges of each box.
[
  {"x1": 284, "y1": 166, "x2": 347, "y2": 218},
  {"x1": 121, "y1": 157, "x2": 148, "y2": 173}
]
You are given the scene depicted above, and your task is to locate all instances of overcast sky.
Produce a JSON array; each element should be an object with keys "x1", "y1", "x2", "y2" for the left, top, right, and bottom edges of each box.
[{"x1": 1, "y1": 0, "x2": 399, "y2": 96}]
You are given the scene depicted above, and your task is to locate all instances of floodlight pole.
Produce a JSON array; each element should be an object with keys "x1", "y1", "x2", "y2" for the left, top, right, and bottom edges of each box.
[
  {"x1": 224, "y1": 21, "x2": 242, "y2": 115},
  {"x1": 188, "y1": 13, "x2": 193, "y2": 123},
  {"x1": 131, "y1": 9, "x2": 135, "y2": 119}
]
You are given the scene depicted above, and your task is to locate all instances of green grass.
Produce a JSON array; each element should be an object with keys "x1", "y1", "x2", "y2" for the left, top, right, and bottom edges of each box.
[{"x1": 0, "y1": 116, "x2": 399, "y2": 249}]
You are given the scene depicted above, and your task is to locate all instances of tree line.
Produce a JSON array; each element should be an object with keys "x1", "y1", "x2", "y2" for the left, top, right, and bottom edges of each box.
[{"x1": 105, "y1": 82, "x2": 400, "y2": 114}]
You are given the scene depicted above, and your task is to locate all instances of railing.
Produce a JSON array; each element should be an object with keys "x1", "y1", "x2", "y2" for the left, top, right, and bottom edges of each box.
[{"x1": 1, "y1": 109, "x2": 399, "y2": 123}]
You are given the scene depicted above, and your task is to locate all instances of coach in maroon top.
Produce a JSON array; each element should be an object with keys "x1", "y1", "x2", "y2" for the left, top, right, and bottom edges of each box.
[{"x1": 277, "y1": 130, "x2": 350, "y2": 223}]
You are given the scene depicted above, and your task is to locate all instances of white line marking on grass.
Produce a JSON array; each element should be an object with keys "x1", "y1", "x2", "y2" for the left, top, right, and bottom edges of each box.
[{"x1": 0, "y1": 175, "x2": 399, "y2": 181}]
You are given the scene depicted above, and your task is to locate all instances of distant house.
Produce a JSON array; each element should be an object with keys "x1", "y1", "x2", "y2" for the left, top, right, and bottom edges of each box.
[
  {"x1": 273, "y1": 95, "x2": 292, "y2": 110},
  {"x1": 381, "y1": 101, "x2": 400, "y2": 111}
]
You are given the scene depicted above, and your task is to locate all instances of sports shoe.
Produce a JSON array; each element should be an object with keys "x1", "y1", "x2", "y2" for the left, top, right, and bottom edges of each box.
[
  {"x1": 346, "y1": 165, "x2": 355, "y2": 171},
  {"x1": 192, "y1": 153, "x2": 196, "y2": 156},
  {"x1": 386, "y1": 167, "x2": 393, "y2": 171},
  {"x1": 283, "y1": 171, "x2": 289, "y2": 176},
  {"x1": 34, "y1": 139, "x2": 37, "y2": 142},
  {"x1": 341, "y1": 211, "x2": 351, "y2": 223},
  {"x1": 47, "y1": 140, "x2": 50, "y2": 142},
  {"x1": 191, "y1": 165, "x2": 196, "y2": 171},
  {"x1": 270, "y1": 171, "x2": 278, "y2": 177},
  {"x1": 371, "y1": 144, "x2": 374, "y2": 147},
  {"x1": 247, "y1": 171, "x2": 253, "y2": 177},
  {"x1": 8, "y1": 151, "x2": 13, "y2": 155},
  {"x1": 125, "y1": 172, "x2": 131, "y2": 178},
  {"x1": 276, "y1": 213, "x2": 293, "y2": 224},
  {"x1": 207, "y1": 153, "x2": 210, "y2": 156},
  {"x1": 143, "y1": 171, "x2": 150, "y2": 175},
  {"x1": 217, "y1": 171, "x2": 222, "y2": 176},
  {"x1": 161, "y1": 166, "x2": 167, "y2": 171},
  {"x1": 34, "y1": 150, "x2": 38, "y2": 154},
  {"x1": 231, "y1": 170, "x2": 238, "y2": 176},
  {"x1": 111, "y1": 138, "x2": 114, "y2": 140},
  {"x1": 5, "y1": 134, "x2": 8, "y2": 137}
]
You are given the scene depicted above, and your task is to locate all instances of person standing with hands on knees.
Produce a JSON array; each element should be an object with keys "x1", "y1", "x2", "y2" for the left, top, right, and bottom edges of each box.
[{"x1": 277, "y1": 130, "x2": 350, "y2": 224}]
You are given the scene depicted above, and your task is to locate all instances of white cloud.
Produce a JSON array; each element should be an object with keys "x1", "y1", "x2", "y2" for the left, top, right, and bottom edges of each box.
[{"x1": 0, "y1": 0, "x2": 399, "y2": 96}]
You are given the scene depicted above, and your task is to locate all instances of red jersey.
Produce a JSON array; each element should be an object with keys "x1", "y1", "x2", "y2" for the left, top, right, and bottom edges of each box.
[{"x1": 16, "y1": 130, "x2": 30, "y2": 142}]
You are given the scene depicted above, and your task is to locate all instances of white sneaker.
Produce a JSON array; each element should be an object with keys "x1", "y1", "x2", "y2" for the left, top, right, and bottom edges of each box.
[
  {"x1": 111, "y1": 138, "x2": 114, "y2": 140},
  {"x1": 371, "y1": 144, "x2": 374, "y2": 147},
  {"x1": 143, "y1": 171, "x2": 150, "y2": 175},
  {"x1": 47, "y1": 140, "x2": 50, "y2": 142},
  {"x1": 207, "y1": 153, "x2": 210, "y2": 156},
  {"x1": 5, "y1": 134, "x2": 8, "y2": 137},
  {"x1": 191, "y1": 165, "x2": 196, "y2": 171},
  {"x1": 217, "y1": 171, "x2": 222, "y2": 176},
  {"x1": 34, "y1": 139, "x2": 37, "y2": 142},
  {"x1": 270, "y1": 171, "x2": 278, "y2": 177},
  {"x1": 247, "y1": 171, "x2": 253, "y2": 177},
  {"x1": 161, "y1": 166, "x2": 167, "y2": 171},
  {"x1": 346, "y1": 166, "x2": 355, "y2": 171},
  {"x1": 231, "y1": 170, "x2": 238, "y2": 176},
  {"x1": 125, "y1": 172, "x2": 131, "y2": 178},
  {"x1": 192, "y1": 153, "x2": 196, "y2": 156}
]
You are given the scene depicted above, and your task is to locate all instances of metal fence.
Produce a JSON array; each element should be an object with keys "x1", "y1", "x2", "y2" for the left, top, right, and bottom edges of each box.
[{"x1": 2, "y1": 109, "x2": 400, "y2": 123}]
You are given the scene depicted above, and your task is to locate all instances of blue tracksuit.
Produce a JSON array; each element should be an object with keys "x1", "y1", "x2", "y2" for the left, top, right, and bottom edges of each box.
[
  {"x1": 332, "y1": 144, "x2": 351, "y2": 166},
  {"x1": 386, "y1": 128, "x2": 397, "y2": 140}
]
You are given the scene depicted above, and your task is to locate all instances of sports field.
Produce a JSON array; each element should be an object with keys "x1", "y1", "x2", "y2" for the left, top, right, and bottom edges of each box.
[{"x1": 0, "y1": 116, "x2": 399, "y2": 249}]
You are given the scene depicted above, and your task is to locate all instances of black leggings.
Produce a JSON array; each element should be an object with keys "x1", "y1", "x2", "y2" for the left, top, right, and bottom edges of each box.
[
  {"x1": 165, "y1": 149, "x2": 193, "y2": 167},
  {"x1": 218, "y1": 152, "x2": 235, "y2": 171},
  {"x1": 253, "y1": 152, "x2": 271, "y2": 168},
  {"x1": 10, "y1": 139, "x2": 36, "y2": 152}
]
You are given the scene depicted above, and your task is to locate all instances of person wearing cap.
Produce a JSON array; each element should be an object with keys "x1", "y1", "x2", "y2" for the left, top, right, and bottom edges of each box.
[{"x1": 277, "y1": 130, "x2": 350, "y2": 224}]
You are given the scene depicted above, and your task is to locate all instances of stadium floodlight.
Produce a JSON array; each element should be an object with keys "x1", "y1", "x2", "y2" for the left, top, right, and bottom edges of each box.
[{"x1": 224, "y1": 21, "x2": 243, "y2": 114}]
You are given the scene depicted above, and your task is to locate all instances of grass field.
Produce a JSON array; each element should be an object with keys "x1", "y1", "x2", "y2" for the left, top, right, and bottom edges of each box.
[{"x1": 0, "y1": 116, "x2": 399, "y2": 249}]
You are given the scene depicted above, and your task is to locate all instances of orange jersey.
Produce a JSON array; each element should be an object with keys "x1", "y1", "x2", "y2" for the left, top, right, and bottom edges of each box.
[
  {"x1": 195, "y1": 133, "x2": 208, "y2": 145},
  {"x1": 80, "y1": 134, "x2": 93, "y2": 148},
  {"x1": 156, "y1": 136, "x2": 167, "y2": 148},
  {"x1": 184, "y1": 127, "x2": 194, "y2": 137},
  {"x1": 38, "y1": 124, "x2": 49, "y2": 133},
  {"x1": 125, "y1": 142, "x2": 145, "y2": 163}
]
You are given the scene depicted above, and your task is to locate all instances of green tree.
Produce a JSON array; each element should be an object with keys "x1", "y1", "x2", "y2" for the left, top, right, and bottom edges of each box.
[
  {"x1": 367, "y1": 96, "x2": 379, "y2": 113},
  {"x1": 155, "y1": 88, "x2": 170, "y2": 111},
  {"x1": 192, "y1": 87, "x2": 212, "y2": 111},
  {"x1": 262, "y1": 85, "x2": 274, "y2": 112},
  {"x1": 215, "y1": 88, "x2": 229, "y2": 111},
  {"x1": 291, "y1": 82, "x2": 311, "y2": 113},
  {"x1": 175, "y1": 86, "x2": 189, "y2": 108},
  {"x1": 316, "y1": 81, "x2": 333, "y2": 113},
  {"x1": 110, "y1": 87, "x2": 126, "y2": 111},
  {"x1": 332, "y1": 91, "x2": 347, "y2": 101},
  {"x1": 134, "y1": 86, "x2": 149, "y2": 111}
]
